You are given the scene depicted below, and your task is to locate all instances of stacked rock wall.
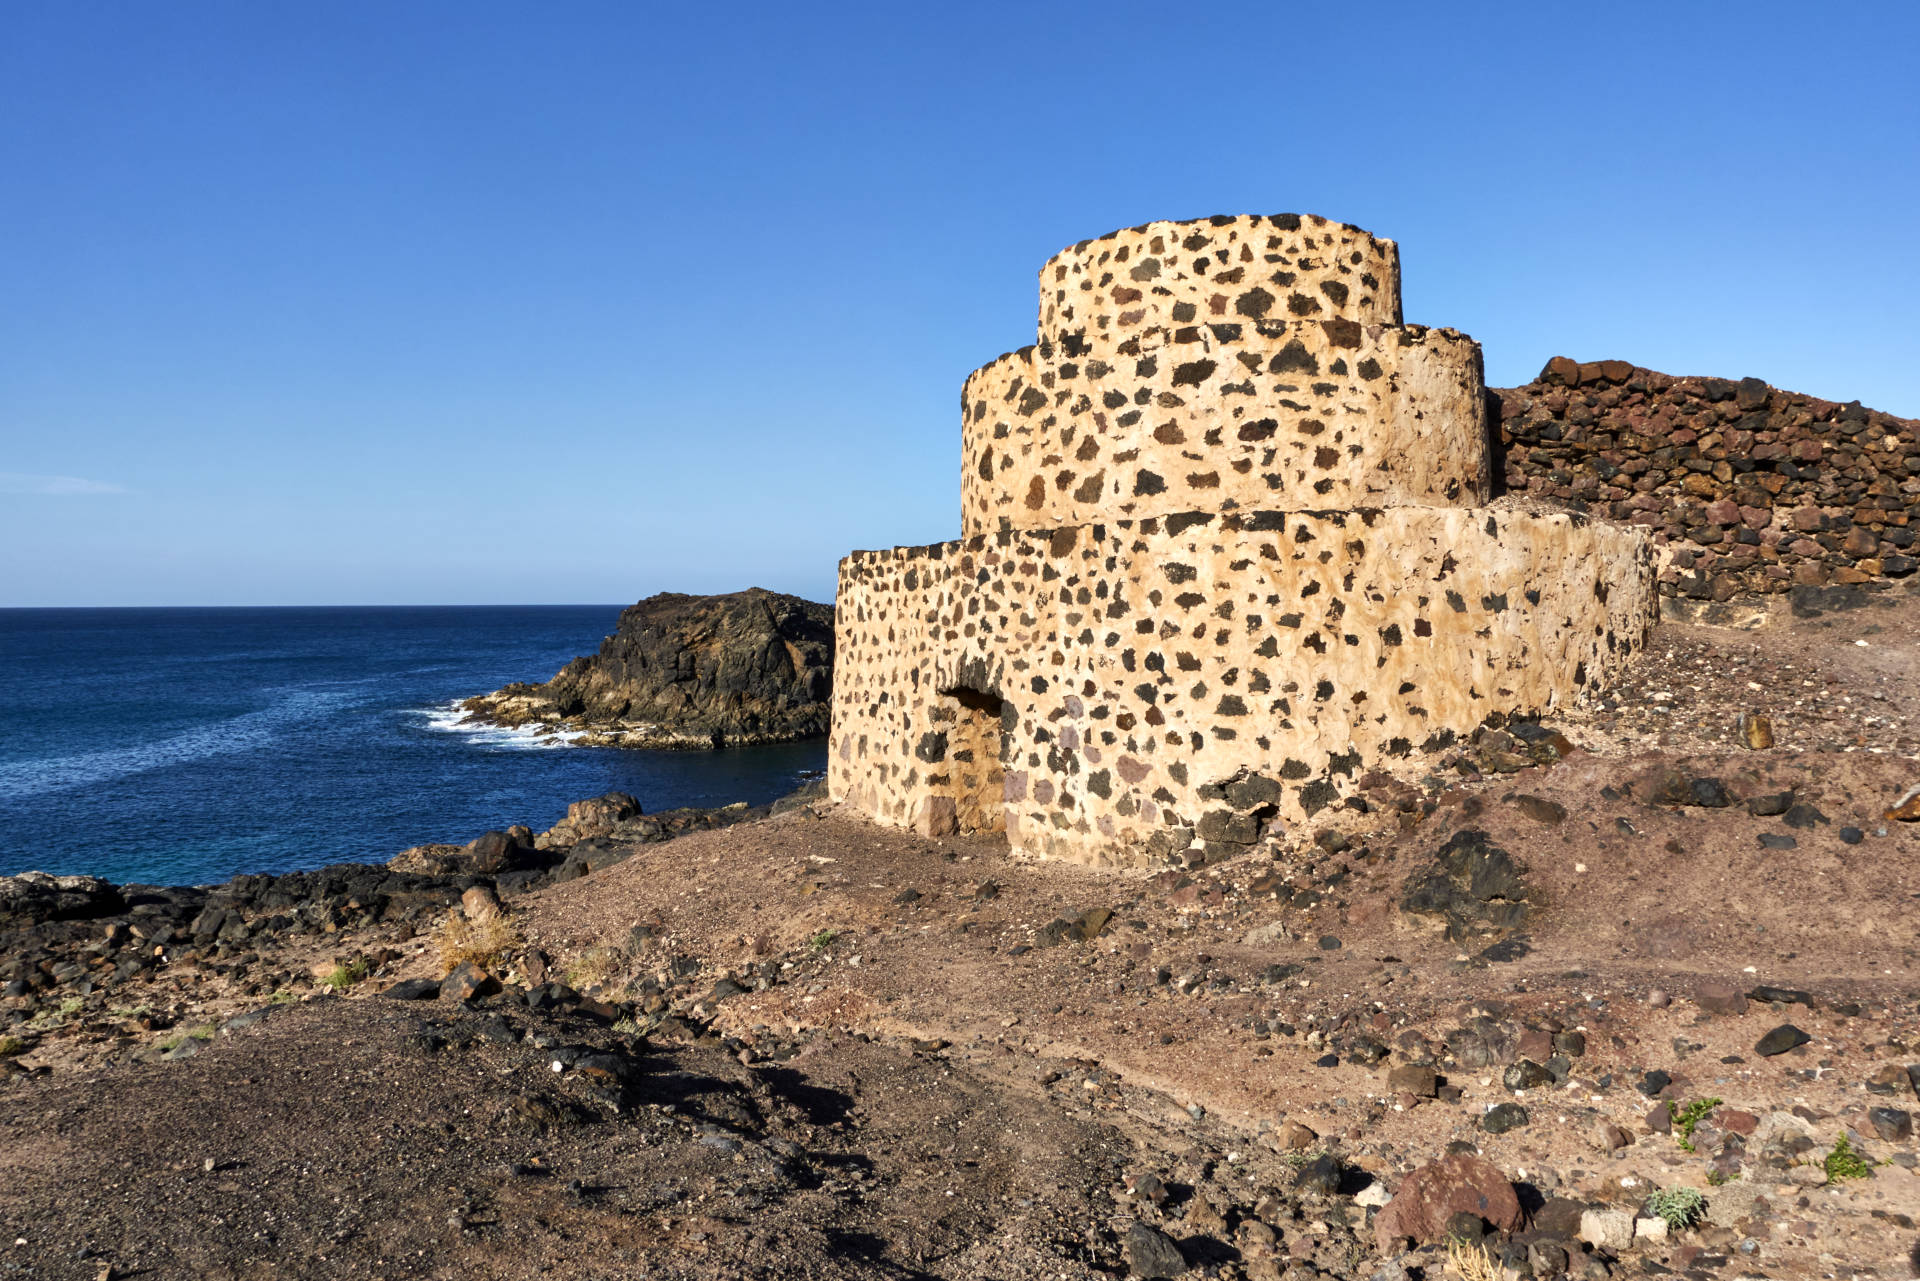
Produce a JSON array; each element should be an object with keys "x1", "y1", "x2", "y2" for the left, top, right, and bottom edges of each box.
[
  {"x1": 1494, "y1": 358, "x2": 1920, "y2": 601},
  {"x1": 832, "y1": 215, "x2": 1659, "y2": 866}
]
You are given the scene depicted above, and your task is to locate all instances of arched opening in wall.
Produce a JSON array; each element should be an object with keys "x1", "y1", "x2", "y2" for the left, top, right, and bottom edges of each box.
[{"x1": 938, "y1": 685, "x2": 1008, "y2": 834}]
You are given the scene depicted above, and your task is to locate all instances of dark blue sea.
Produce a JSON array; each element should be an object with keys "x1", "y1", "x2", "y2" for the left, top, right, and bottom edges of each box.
[{"x1": 0, "y1": 607, "x2": 826, "y2": 886}]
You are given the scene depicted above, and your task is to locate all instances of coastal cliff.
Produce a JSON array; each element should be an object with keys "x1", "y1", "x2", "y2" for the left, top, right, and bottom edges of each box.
[{"x1": 461, "y1": 588, "x2": 833, "y2": 749}]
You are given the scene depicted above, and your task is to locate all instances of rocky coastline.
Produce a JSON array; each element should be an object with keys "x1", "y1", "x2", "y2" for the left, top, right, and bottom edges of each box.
[
  {"x1": 459, "y1": 587, "x2": 833, "y2": 749},
  {"x1": 0, "y1": 782, "x2": 819, "y2": 1078}
]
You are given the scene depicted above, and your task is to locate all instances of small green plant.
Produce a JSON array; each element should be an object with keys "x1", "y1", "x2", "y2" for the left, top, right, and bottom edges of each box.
[
  {"x1": 26, "y1": 996, "x2": 86, "y2": 1030},
  {"x1": 268, "y1": 990, "x2": 297, "y2": 1006},
  {"x1": 808, "y1": 929, "x2": 839, "y2": 952},
  {"x1": 155, "y1": 1025, "x2": 213, "y2": 1052},
  {"x1": 1705, "y1": 1167, "x2": 1730, "y2": 1187},
  {"x1": 1823, "y1": 1133, "x2": 1875, "y2": 1182},
  {"x1": 1645, "y1": 1186, "x2": 1708, "y2": 1231},
  {"x1": 1668, "y1": 1096, "x2": 1722, "y2": 1152},
  {"x1": 320, "y1": 957, "x2": 371, "y2": 989}
]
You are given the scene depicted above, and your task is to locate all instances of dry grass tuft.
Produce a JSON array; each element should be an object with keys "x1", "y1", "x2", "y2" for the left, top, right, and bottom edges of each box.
[
  {"x1": 1445, "y1": 1237, "x2": 1500, "y2": 1281},
  {"x1": 564, "y1": 944, "x2": 627, "y2": 994},
  {"x1": 434, "y1": 912, "x2": 523, "y2": 977}
]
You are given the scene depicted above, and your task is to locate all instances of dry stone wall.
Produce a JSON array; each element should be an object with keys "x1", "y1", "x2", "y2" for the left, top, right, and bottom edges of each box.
[
  {"x1": 1494, "y1": 358, "x2": 1920, "y2": 601},
  {"x1": 832, "y1": 215, "x2": 1659, "y2": 866}
]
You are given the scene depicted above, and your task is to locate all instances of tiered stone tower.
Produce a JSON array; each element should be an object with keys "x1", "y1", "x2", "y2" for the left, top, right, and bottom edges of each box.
[{"x1": 831, "y1": 215, "x2": 1657, "y2": 866}]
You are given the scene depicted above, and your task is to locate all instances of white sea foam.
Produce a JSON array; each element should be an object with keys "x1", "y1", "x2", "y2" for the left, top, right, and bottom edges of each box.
[
  {"x1": 0, "y1": 689, "x2": 349, "y2": 800},
  {"x1": 414, "y1": 701, "x2": 584, "y2": 750}
]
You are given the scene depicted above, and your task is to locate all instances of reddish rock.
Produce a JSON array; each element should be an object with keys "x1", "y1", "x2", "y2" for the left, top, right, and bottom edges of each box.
[
  {"x1": 1512, "y1": 795, "x2": 1567, "y2": 825},
  {"x1": 1694, "y1": 979, "x2": 1748, "y2": 1016},
  {"x1": 1275, "y1": 1120, "x2": 1318, "y2": 1150},
  {"x1": 539, "y1": 790, "x2": 641, "y2": 847},
  {"x1": 442, "y1": 962, "x2": 500, "y2": 1004},
  {"x1": 1387, "y1": 1064, "x2": 1438, "y2": 1097},
  {"x1": 461, "y1": 885, "x2": 503, "y2": 924},
  {"x1": 1721, "y1": 1109, "x2": 1758, "y2": 1135},
  {"x1": 1372, "y1": 1153, "x2": 1521, "y2": 1252},
  {"x1": 1540, "y1": 356, "x2": 1580, "y2": 386},
  {"x1": 1515, "y1": 1028, "x2": 1554, "y2": 1062}
]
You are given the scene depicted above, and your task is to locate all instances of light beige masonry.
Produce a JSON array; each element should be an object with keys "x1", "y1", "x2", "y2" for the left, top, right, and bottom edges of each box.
[
  {"x1": 832, "y1": 215, "x2": 1657, "y2": 866},
  {"x1": 1038, "y1": 214, "x2": 1403, "y2": 351},
  {"x1": 961, "y1": 321, "x2": 1488, "y2": 537}
]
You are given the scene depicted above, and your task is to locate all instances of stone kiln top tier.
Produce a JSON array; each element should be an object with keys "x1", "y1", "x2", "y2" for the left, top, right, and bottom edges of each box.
[
  {"x1": 962, "y1": 214, "x2": 1486, "y2": 538},
  {"x1": 1037, "y1": 214, "x2": 1403, "y2": 346}
]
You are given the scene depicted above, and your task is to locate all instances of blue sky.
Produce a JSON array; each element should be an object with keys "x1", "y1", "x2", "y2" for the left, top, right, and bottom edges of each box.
[{"x1": 4, "y1": 1, "x2": 1916, "y2": 606}]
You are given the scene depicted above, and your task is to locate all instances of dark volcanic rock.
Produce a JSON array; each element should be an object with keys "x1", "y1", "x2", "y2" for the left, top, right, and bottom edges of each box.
[
  {"x1": 1868, "y1": 1107, "x2": 1913, "y2": 1141},
  {"x1": 1688, "y1": 777, "x2": 1733, "y2": 808},
  {"x1": 1399, "y1": 829, "x2": 1530, "y2": 943},
  {"x1": 461, "y1": 589, "x2": 833, "y2": 749},
  {"x1": 392, "y1": 829, "x2": 540, "y2": 877},
  {"x1": 1294, "y1": 1153, "x2": 1343, "y2": 1195},
  {"x1": 539, "y1": 792, "x2": 642, "y2": 847},
  {"x1": 1783, "y1": 803, "x2": 1830, "y2": 829},
  {"x1": 1755, "y1": 1024, "x2": 1812, "y2": 1056},
  {"x1": 0, "y1": 872, "x2": 125, "y2": 928},
  {"x1": 1124, "y1": 1221, "x2": 1189, "y2": 1277}
]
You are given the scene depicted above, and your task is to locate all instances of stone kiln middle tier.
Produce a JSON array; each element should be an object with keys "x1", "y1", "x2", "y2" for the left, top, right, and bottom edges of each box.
[{"x1": 830, "y1": 214, "x2": 1656, "y2": 866}]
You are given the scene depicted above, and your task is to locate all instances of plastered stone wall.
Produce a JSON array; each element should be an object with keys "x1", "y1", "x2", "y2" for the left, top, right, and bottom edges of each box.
[
  {"x1": 832, "y1": 508, "x2": 1652, "y2": 866},
  {"x1": 961, "y1": 321, "x2": 1488, "y2": 536},
  {"x1": 1493, "y1": 358, "x2": 1920, "y2": 599},
  {"x1": 832, "y1": 215, "x2": 1659, "y2": 866},
  {"x1": 1039, "y1": 215, "x2": 1403, "y2": 349}
]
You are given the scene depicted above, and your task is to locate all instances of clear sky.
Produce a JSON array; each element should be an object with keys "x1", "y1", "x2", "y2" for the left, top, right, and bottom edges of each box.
[{"x1": 4, "y1": 1, "x2": 1916, "y2": 607}]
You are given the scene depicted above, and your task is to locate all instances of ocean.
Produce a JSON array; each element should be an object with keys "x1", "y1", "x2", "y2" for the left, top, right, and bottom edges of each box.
[{"x1": 0, "y1": 607, "x2": 826, "y2": 887}]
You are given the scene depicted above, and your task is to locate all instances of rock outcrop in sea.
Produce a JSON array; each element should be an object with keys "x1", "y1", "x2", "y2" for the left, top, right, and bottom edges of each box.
[{"x1": 461, "y1": 587, "x2": 833, "y2": 748}]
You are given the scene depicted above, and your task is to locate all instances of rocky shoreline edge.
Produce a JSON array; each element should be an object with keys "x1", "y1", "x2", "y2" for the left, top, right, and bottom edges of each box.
[
  {"x1": 452, "y1": 688, "x2": 823, "y2": 751},
  {"x1": 457, "y1": 587, "x2": 834, "y2": 751},
  {"x1": 0, "y1": 780, "x2": 823, "y2": 1076}
]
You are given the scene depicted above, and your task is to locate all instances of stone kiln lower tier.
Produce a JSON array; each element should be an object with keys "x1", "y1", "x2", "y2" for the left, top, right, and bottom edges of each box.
[{"x1": 830, "y1": 503, "x2": 1655, "y2": 867}]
